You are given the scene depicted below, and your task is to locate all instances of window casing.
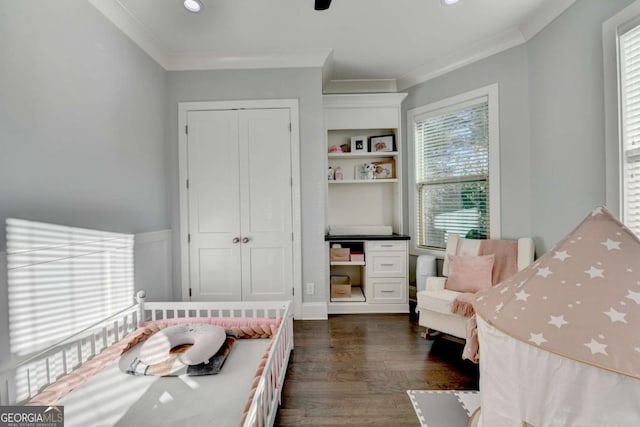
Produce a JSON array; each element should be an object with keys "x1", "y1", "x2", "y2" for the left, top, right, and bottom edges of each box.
[
  {"x1": 408, "y1": 85, "x2": 500, "y2": 254},
  {"x1": 619, "y1": 21, "x2": 640, "y2": 235}
]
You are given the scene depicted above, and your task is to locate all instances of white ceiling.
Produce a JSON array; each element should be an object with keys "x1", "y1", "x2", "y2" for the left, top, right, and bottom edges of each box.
[{"x1": 90, "y1": 0, "x2": 575, "y2": 90}]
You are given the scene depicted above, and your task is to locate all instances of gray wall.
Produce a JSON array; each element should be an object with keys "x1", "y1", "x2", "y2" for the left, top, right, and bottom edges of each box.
[
  {"x1": 0, "y1": 0, "x2": 169, "y2": 251},
  {"x1": 528, "y1": 0, "x2": 634, "y2": 252},
  {"x1": 403, "y1": 45, "x2": 532, "y2": 243},
  {"x1": 166, "y1": 69, "x2": 326, "y2": 302},
  {"x1": 403, "y1": 0, "x2": 634, "y2": 254},
  {"x1": 0, "y1": 0, "x2": 169, "y2": 369}
]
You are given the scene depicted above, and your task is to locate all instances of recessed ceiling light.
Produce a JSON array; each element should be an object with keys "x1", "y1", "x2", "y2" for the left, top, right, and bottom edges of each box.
[
  {"x1": 183, "y1": 0, "x2": 203, "y2": 13},
  {"x1": 441, "y1": 0, "x2": 461, "y2": 5}
]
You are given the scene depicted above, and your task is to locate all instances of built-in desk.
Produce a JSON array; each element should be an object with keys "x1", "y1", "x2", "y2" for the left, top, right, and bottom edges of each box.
[{"x1": 325, "y1": 234, "x2": 410, "y2": 314}]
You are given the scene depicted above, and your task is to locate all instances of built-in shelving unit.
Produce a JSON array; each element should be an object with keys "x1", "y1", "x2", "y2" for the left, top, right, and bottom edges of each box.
[{"x1": 323, "y1": 93, "x2": 409, "y2": 314}]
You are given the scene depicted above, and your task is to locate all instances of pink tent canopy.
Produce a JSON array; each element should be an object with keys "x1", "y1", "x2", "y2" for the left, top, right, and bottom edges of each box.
[{"x1": 473, "y1": 207, "x2": 640, "y2": 426}]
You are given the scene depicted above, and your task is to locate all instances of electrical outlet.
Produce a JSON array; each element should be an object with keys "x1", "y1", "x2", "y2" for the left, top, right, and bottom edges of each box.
[{"x1": 305, "y1": 282, "x2": 315, "y2": 295}]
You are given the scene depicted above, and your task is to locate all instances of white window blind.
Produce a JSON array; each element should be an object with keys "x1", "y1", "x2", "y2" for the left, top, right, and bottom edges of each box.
[
  {"x1": 620, "y1": 23, "x2": 640, "y2": 235},
  {"x1": 414, "y1": 97, "x2": 490, "y2": 249}
]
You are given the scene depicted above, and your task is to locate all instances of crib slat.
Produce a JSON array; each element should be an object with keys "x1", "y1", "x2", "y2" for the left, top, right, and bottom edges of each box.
[{"x1": 26, "y1": 368, "x2": 31, "y2": 398}]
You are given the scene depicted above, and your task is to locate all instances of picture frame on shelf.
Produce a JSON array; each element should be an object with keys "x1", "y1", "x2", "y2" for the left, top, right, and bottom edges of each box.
[
  {"x1": 351, "y1": 135, "x2": 368, "y2": 153},
  {"x1": 369, "y1": 134, "x2": 395, "y2": 152},
  {"x1": 372, "y1": 160, "x2": 395, "y2": 179}
]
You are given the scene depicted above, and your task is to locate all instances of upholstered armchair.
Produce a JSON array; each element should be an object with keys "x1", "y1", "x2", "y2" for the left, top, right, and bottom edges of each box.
[{"x1": 416, "y1": 234, "x2": 535, "y2": 339}]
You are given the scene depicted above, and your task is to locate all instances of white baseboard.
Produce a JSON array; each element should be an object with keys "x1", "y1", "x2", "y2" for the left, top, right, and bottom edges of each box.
[{"x1": 301, "y1": 302, "x2": 328, "y2": 320}]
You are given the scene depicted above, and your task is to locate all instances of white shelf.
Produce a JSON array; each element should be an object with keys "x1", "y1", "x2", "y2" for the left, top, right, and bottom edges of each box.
[
  {"x1": 331, "y1": 285, "x2": 366, "y2": 302},
  {"x1": 324, "y1": 93, "x2": 408, "y2": 315},
  {"x1": 328, "y1": 179, "x2": 398, "y2": 184},
  {"x1": 328, "y1": 151, "x2": 399, "y2": 159},
  {"x1": 330, "y1": 260, "x2": 366, "y2": 266}
]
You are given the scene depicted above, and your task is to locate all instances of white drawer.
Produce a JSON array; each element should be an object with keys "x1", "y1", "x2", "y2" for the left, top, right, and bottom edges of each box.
[
  {"x1": 368, "y1": 277, "x2": 406, "y2": 303},
  {"x1": 366, "y1": 241, "x2": 407, "y2": 252},
  {"x1": 367, "y1": 252, "x2": 407, "y2": 277}
]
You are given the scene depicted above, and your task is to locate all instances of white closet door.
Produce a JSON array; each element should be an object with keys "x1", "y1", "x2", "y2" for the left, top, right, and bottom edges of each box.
[
  {"x1": 239, "y1": 108, "x2": 293, "y2": 301},
  {"x1": 187, "y1": 108, "x2": 293, "y2": 302},
  {"x1": 187, "y1": 110, "x2": 242, "y2": 300}
]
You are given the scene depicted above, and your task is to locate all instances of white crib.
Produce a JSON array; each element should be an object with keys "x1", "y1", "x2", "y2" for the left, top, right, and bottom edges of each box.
[{"x1": 0, "y1": 292, "x2": 294, "y2": 427}]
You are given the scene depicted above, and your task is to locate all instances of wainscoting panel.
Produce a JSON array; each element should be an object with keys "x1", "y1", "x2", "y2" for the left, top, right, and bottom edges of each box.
[{"x1": 134, "y1": 230, "x2": 172, "y2": 302}]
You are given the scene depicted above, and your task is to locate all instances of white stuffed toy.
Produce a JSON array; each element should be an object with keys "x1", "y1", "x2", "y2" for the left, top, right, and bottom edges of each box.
[{"x1": 364, "y1": 163, "x2": 376, "y2": 180}]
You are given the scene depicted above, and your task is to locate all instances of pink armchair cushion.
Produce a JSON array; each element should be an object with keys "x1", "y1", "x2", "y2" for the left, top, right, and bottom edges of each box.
[{"x1": 445, "y1": 254, "x2": 495, "y2": 293}]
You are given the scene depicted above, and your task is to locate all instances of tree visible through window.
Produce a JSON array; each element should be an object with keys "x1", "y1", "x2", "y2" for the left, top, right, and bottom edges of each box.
[{"x1": 410, "y1": 87, "x2": 498, "y2": 251}]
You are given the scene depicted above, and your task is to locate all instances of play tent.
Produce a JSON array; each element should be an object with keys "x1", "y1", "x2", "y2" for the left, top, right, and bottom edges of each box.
[{"x1": 474, "y1": 207, "x2": 640, "y2": 426}]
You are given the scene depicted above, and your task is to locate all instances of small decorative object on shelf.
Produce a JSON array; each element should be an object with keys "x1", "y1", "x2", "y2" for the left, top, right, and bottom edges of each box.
[
  {"x1": 328, "y1": 144, "x2": 342, "y2": 153},
  {"x1": 364, "y1": 163, "x2": 376, "y2": 180},
  {"x1": 328, "y1": 166, "x2": 334, "y2": 180},
  {"x1": 369, "y1": 134, "x2": 395, "y2": 152},
  {"x1": 351, "y1": 135, "x2": 368, "y2": 153},
  {"x1": 335, "y1": 166, "x2": 344, "y2": 180},
  {"x1": 355, "y1": 163, "x2": 377, "y2": 180}
]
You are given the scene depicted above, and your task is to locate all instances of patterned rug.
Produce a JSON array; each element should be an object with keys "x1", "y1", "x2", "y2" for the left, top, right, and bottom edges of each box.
[{"x1": 406, "y1": 390, "x2": 479, "y2": 427}]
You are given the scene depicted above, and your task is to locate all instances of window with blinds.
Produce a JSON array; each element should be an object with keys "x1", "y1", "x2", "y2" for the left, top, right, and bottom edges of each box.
[
  {"x1": 410, "y1": 87, "x2": 498, "y2": 251},
  {"x1": 619, "y1": 23, "x2": 640, "y2": 235}
]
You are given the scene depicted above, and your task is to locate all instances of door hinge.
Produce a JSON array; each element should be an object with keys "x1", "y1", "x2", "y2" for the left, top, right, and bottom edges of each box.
[
  {"x1": 292, "y1": 287, "x2": 294, "y2": 296},
  {"x1": 189, "y1": 288, "x2": 192, "y2": 297},
  {"x1": 186, "y1": 179, "x2": 189, "y2": 189},
  {"x1": 188, "y1": 234, "x2": 191, "y2": 243},
  {"x1": 185, "y1": 125, "x2": 188, "y2": 135},
  {"x1": 291, "y1": 232, "x2": 294, "y2": 242},
  {"x1": 289, "y1": 122, "x2": 292, "y2": 132}
]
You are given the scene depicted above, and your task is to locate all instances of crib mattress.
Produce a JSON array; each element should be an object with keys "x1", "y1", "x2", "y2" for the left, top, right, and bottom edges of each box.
[{"x1": 57, "y1": 339, "x2": 271, "y2": 427}]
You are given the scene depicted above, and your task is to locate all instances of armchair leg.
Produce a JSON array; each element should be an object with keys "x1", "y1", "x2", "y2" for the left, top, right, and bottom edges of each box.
[
  {"x1": 421, "y1": 328, "x2": 441, "y2": 340},
  {"x1": 421, "y1": 328, "x2": 429, "y2": 339}
]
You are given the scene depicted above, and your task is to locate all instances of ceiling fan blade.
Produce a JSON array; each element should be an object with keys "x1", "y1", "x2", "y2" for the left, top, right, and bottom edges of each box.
[{"x1": 315, "y1": 0, "x2": 332, "y2": 10}]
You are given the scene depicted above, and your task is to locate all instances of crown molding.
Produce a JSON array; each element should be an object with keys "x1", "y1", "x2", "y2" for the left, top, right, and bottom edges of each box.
[
  {"x1": 397, "y1": 0, "x2": 575, "y2": 90},
  {"x1": 90, "y1": 0, "x2": 575, "y2": 88},
  {"x1": 89, "y1": 0, "x2": 171, "y2": 68},
  {"x1": 519, "y1": 0, "x2": 576, "y2": 41},
  {"x1": 397, "y1": 27, "x2": 526, "y2": 90},
  {"x1": 89, "y1": 0, "x2": 331, "y2": 71},
  {"x1": 165, "y1": 48, "x2": 332, "y2": 71},
  {"x1": 323, "y1": 79, "x2": 398, "y2": 94}
]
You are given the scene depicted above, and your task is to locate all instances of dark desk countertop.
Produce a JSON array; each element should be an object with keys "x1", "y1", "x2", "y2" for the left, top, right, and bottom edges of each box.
[{"x1": 325, "y1": 234, "x2": 411, "y2": 241}]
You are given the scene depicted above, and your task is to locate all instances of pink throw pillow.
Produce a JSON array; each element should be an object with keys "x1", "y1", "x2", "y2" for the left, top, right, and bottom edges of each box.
[{"x1": 445, "y1": 254, "x2": 495, "y2": 293}]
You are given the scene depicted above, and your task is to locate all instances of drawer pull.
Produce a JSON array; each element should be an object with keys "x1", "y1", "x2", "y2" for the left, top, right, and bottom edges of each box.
[
  {"x1": 380, "y1": 263, "x2": 395, "y2": 266},
  {"x1": 380, "y1": 245, "x2": 393, "y2": 247},
  {"x1": 381, "y1": 290, "x2": 395, "y2": 293}
]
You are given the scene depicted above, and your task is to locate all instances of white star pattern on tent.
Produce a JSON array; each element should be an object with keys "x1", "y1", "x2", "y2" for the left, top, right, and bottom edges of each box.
[
  {"x1": 601, "y1": 239, "x2": 621, "y2": 251},
  {"x1": 625, "y1": 290, "x2": 640, "y2": 304},
  {"x1": 584, "y1": 266, "x2": 604, "y2": 279},
  {"x1": 475, "y1": 207, "x2": 640, "y2": 380},
  {"x1": 553, "y1": 250, "x2": 571, "y2": 261},
  {"x1": 529, "y1": 333, "x2": 547, "y2": 346},
  {"x1": 603, "y1": 308, "x2": 627, "y2": 323},
  {"x1": 536, "y1": 267, "x2": 552, "y2": 278},
  {"x1": 584, "y1": 339, "x2": 608, "y2": 355},
  {"x1": 548, "y1": 315, "x2": 569, "y2": 328}
]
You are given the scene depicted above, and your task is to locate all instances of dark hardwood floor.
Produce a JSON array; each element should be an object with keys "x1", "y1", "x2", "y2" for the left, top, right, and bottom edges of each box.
[{"x1": 275, "y1": 313, "x2": 479, "y2": 426}]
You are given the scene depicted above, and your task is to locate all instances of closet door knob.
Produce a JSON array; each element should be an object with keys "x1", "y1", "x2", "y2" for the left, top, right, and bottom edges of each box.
[
  {"x1": 242, "y1": 237, "x2": 250, "y2": 243},
  {"x1": 232, "y1": 237, "x2": 240, "y2": 244}
]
